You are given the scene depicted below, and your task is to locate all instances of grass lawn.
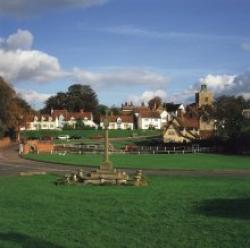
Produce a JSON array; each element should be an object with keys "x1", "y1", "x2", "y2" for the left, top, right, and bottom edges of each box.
[
  {"x1": 21, "y1": 129, "x2": 161, "y2": 139},
  {"x1": 0, "y1": 175, "x2": 250, "y2": 247},
  {"x1": 25, "y1": 153, "x2": 250, "y2": 170}
]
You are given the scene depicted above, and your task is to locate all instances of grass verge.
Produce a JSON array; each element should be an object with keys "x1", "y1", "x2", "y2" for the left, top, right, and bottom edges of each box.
[
  {"x1": 25, "y1": 153, "x2": 250, "y2": 170},
  {"x1": 0, "y1": 175, "x2": 250, "y2": 247}
]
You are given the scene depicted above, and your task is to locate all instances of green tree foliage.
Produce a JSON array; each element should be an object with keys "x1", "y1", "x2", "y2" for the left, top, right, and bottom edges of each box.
[
  {"x1": 96, "y1": 104, "x2": 108, "y2": 115},
  {"x1": 109, "y1": 105, "x2": 120, "y2": 115},
  {"x1": 42, "y1": 84, "x2": 99, "y2": 114},
  {"x1": 42, "y1": 92, "x2": 68, "y2": 114},
  {"x1": 214, "y1": 95, "x2": 250, "y2": 138}
]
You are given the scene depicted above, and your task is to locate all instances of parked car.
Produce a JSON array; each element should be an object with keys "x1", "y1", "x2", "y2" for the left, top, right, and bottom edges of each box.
[{"x1": 57, "y1": 135, "x2": 70, "y2": 140}]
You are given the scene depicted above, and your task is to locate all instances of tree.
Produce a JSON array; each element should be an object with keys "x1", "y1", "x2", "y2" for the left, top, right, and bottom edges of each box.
[
  {"x1": 42, "y1": 84, "x2": 99, "y2": 114},
  {"x1": 0, "y1": 76, "x2": 33, "y2": 137},
  {"x1": 148, "y1": 96, "x2": 162, "y2": 110},
  {"x1": 42, "y1": 92, "x2": 68, "y2": 114},
  {"x1": 96, "y1": 104, "x2": 108, "y2": 116},
  {"x1": 109, "y1": 105, "x2": 120, "y2": 115},
  {"x1": 67, "y1": 84, "x2": 98, "y2": 112},
  {"x1": 213, "y1": 95, "x2": 250, "y2": 138}
]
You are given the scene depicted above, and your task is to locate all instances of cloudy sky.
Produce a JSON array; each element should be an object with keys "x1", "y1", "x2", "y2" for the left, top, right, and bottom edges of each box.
[{"x1": 0, "y1": 0, "x2": 250, "y2": 109}]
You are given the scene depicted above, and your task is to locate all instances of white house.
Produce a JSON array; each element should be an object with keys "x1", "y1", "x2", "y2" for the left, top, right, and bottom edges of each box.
[
  {"x1": 22, "y1": 109, "x2": 97, "y2": 130},
  {"x1": 52, "y1": 109, "x2": 97, "y2": 129},
  {"x1": 159, "y1": 110, "x2": 171, "y2": 129},
  {"x1": 164, "y1": 103, "x2": 185, "y2": 117},
  {"x1": 23, "y1": 115, "x2": 56, "y2": 130},
  {"x1": 100, "y1": 115, "x2": 134, "y2": 130},
  {"x1": 137, "y1": 111, "x2": 161, "y2": 130}
]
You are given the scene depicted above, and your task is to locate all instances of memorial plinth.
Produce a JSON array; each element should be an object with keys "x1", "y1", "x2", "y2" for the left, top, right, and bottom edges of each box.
[{"x1": 59, "y1": 115, "x2": 147, "y2": 186}]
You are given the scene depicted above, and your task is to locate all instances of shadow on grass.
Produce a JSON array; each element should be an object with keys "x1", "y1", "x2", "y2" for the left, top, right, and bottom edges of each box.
[
  {"x1": 0, "y1": 232, "x2": 64, "y2": 248},
  {"x1": 196, "y1": 198, "x2": 250, "y2": 219}
]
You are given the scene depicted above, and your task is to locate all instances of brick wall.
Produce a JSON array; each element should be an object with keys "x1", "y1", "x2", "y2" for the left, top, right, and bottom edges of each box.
[
  {"x1": 0, "y1": 137, "x2": 12, "y2": 149},
  {"x1": 23, "y1": 140, "x2": 54, "y2": 154}
]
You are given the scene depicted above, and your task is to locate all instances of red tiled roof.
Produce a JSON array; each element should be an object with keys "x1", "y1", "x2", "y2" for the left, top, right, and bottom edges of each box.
[
  {"x1": 100, "y1": 115, "x2": 134, "y2": 123},
  {"x1": 139, "y1": 111, "x2": 160, "y2": 118},
  {"x1": 177, "y1": 116, "x2": 199, "y2": 129},
  {"x1": 52, "y1": 109, "x2": 92, "y2": 120},
  {"x1": 134, "y1": 107, "x2": 151, "y2": 113}
]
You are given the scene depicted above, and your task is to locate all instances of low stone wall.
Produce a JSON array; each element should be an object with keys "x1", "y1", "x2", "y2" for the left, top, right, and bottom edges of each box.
[{"x1": 0, "y1": 137, "x2": 12, "y2": 149}]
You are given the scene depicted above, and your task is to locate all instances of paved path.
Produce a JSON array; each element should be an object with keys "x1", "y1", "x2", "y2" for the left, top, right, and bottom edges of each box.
[{"x1": 1, "y1": 144, "x2": 250, "y2": 177}]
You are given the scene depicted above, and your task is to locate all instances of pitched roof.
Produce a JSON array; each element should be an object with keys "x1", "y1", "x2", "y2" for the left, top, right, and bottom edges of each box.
[
  {"x1": 177, "y1": 115, "x2": 199, "y2": 129},
  {"x1": 164, "y1": 103, "x2": 182, "y2": 112},
  {"x1": 134, "y1": 106, "x2": 151, "y2": 113},
  {"x1": 164, "y1": 117, "x2": 200, "y2": 140},
  {"x1": 52, "y1": 109, "x2": 92, "y2": 120},
  {"x1": 139, "y1": 111, "x2": 160, "y2": 118},
  {"x1": 100, "y1": 115, "x2": 134, "y2": 123}
]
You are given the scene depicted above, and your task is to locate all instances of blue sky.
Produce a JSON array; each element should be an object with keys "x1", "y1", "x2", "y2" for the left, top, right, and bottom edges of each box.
[{"x1": 0, "y1": 0, "x2": 250, "y2": 109}]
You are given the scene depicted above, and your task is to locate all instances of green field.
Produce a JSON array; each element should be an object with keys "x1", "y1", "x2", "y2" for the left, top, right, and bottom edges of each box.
[
  {"x1": 25, "y1": 153, "x2": 250, "y2": 170},
  {"x1": 21, "y1": 129, "x2": 161, "y2": 139},
  {"x1": 0, "y1": 175, "x2": 250, "y2": 247}
]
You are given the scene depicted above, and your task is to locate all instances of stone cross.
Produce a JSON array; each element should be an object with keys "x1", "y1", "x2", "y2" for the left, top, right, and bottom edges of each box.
[{"x1": 100, "y1": 112, "x2": 113, "y2": 171}]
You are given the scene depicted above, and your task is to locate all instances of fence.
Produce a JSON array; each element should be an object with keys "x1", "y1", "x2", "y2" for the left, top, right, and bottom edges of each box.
[{"x1": 52, "y1": 144, "x2": 216, "y2": 155}]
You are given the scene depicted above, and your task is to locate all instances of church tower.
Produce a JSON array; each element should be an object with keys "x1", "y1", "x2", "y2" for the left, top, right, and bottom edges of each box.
[
  {"x1": 195, "y1": 84, "x2": 214, "y2": 107},
  {"x1": 195, "y1": 84, "x2": 215, "y2": 137}
]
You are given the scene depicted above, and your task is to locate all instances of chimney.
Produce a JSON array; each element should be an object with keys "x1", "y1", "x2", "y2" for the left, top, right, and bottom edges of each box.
[
  {"x1": 51, "y1": 108, "x2": 54, "y2": 115},
  {"x1": 80, "y1": 109, "x2": 84, "y2": 113}
]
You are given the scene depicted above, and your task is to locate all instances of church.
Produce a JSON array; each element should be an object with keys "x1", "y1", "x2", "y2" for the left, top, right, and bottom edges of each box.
[{"x1": 163, "y1": 84, "x2": 215, "y2": 143}]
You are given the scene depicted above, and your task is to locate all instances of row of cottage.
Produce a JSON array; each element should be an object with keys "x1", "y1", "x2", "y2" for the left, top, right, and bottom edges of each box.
[{"x1": 22, "y1": 84, "x2": 215, "y2": 142}]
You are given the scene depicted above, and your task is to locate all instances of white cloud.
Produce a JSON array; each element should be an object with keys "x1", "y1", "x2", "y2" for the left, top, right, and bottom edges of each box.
[
  {"x1": 241, "y1": 42, "x2": 250, "y2": 51},
  {"x1": 199, "y1": 74, "x2": 236, "y2": 92},
  {"x1": 0, "y1": 0, "x2": 108, "y2": 17},
  {"x1": 0, "y1": 29, "x2": 33, "y2": 50},
  {"x1": 127, "y1": 89, "x2": 167, "y2": 105},
  {"x1": 0, "y1": 29, "x2": 67, "y2": 83},
  {"x1": 72, "y1": 68, "x2": 169, "y2": 88},
  {"x1": 16, "y1": 89, "x2": 52, "y2": 109},
  {"x1": 100, "y1": 25, "x2": 245, "y2": 42},
  {"x1": 6, "y1": 29, "x2": 33, "y2": 50},
  {"x1": 0, "y1": 30, "x2": 169, "y2": 87},
  {"x1": 173, "y1": 72, "x2": 250, "y2": 104},
  {"x1": 198, "y1": 72, "x2": 250, "y2": 98},
  {"x1": 0, "y1": 49, "x2": 64, "y2": 82}
]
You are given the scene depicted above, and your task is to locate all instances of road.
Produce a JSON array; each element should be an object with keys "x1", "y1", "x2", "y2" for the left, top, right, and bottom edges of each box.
[{"x1": 1, "y1": 144, "x2": 250, "y2": 177}]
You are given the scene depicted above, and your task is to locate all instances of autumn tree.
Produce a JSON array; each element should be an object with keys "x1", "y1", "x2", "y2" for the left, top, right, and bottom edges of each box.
[{"x1": 0, "y1": 76, "x2": 33, "y2": 138}]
